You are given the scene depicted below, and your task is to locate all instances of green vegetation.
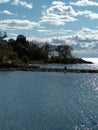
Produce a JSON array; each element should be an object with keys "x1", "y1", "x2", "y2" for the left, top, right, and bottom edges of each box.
[{"x1": 0, "y1": 32, "x2": 92, "y2": 66}]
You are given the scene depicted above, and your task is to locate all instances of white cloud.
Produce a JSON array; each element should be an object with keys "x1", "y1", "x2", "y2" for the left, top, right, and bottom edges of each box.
[
  {"x1": 79, "y1": 28, "x2": 98, "y2": 36},
  {"x1": 52, "y1": 1, "x2": 65, "y2": 6},
  {"x1": 2, "y1": 10, "x2": 13, "y2": 15},
  {"x1": 49, "y1": 32, "x2": 98, "y2": 56},
  {"x1": 87, "y1": 12, "x2": 98, "y2": 19},
  {"x1": 76, "y1": 10, "x2": 98, "y2": 19},
  {"x1": 12, "y1": 0, "x2": 33, "y2": 9},
  {"x1": 0, "y1": 10, "x2": 17, "y2": 16},
  {"x1": 37, "y1": 29, "x2": 73, "y2": 35},
  {"x1": 40, "y1": 1, "x2": 77, "y2": 25},
  {"x1": 68, "y1": 28, "x2": 98, "y2": 50},
  {"x1": 0, "y1": 0, "x2": 9, "y2": 4},
  {"x1": 76, "y1": 10, "x2": 92, "y2": 15},
  {"x1": 27, "y1": 27, "x2": 98, "y2": 56},
  {"x1": 27, "y1": 37, "x2": 52, "y2": 45},
  {"x1": 70, "y1": 0, "x2": 98, "y2": 6},
  {"x1": 81, "y1": 27, "x2": 94, "y2": 32},
  {"x1": 0, "y1": 19, "x2": 38, "y2": 30},
  {"x1": 41, "y1": 15, "x2": 77, "y2": 25},
  {"x1": 41, "y1": 1, "x2": 98, "y2": 25}
]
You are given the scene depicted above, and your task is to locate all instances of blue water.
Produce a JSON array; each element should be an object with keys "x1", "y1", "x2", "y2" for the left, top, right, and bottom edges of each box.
[{"x1": 0, "y1": 70, "x2": 98, "y2": 130}]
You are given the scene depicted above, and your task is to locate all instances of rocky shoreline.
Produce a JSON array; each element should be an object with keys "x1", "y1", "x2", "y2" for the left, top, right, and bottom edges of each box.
[
  {"x1": 0, "y1": 57, "x2": 95, "y2": 73},
  {"x1": 0, "y1": 62, "x2": 97, "y2": 73},
  {"x1": 0, "y1": 67, "x2": 98, "y2": 73}
]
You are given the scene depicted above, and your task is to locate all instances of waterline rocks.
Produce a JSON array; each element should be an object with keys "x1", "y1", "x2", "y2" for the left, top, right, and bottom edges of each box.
[{"x1": 0, "y1": 63, "x2": 98, "y2": 73}]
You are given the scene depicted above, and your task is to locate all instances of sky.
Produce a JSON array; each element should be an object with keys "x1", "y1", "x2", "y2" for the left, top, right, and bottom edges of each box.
[{"x1": 0, "y1": 0, "x2": 98, "y2": 57}]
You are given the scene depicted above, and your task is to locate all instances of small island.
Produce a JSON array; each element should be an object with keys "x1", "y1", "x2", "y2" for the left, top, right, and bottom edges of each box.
[{"x1": 0, "y1": 32, "x2": 92, "y2": 72}]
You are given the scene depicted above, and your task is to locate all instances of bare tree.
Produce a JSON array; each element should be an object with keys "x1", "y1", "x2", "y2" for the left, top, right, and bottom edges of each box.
[{"x1": 0, "y1": 32, "x2": 7, "y2": 40}]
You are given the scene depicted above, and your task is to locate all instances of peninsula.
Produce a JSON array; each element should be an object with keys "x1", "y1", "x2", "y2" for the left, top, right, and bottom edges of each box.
[{"x1": 0, "y1": 32, "x2": 92, "y2": 71}]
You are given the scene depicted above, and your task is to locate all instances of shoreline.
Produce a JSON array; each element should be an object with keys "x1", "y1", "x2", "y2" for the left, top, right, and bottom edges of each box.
[
  {"x1": 0, "y1": 59, "x2": 95, "y2": 73},
  {"x1": 0, "y1": 67, "x2": 98, "y2": 73}
]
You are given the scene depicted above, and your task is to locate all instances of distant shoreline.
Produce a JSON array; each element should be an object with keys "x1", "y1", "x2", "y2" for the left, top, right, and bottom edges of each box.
[{"x1": 0, "y1": 59, "x2": 96, "y2": 73}]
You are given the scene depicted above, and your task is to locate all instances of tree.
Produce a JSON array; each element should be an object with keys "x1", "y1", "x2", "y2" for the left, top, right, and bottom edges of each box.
[
  {"x1": 16, "y1": 35, "x2": 26, "y2": 44},
  {"x1": 41, "y1": 43, "x2": 52, "y2": 62},
  {"x1": 0, "y1": 32, "x2": 7, "y2": 40},
  {"x1": 0, "y1": 44, "x2": 13, "y2": 62},
  {"x1": 56, "y1": 45, "x2": 73, "y2": 59},
  {"x1": 22, "y1": 55, "x2": 29, "y2": 63}
]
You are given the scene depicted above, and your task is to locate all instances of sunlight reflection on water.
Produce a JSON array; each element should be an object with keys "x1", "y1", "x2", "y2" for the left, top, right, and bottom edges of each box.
[{"x1": 0, "y1": 71, "x2": 98, "y2": 129}]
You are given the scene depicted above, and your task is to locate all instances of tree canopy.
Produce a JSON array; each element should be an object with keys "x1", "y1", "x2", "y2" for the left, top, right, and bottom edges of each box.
[{"x1": 0, "y1": 32, "x2": 74, "y2": 64}]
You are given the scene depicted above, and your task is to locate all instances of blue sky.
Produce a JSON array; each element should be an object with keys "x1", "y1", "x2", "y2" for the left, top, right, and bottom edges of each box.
[{"x1": 0, "y1": 0, "x2": 98, "y2": 57}]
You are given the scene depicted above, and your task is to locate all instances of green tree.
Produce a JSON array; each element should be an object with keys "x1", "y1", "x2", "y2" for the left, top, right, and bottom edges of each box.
[{"x1": 0, "y1": 44, "x2": 13, "y2": 62}]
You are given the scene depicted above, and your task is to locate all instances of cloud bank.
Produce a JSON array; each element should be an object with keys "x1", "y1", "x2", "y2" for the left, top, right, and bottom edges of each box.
[
  {"x1": 0, "y1": 19, "x2": 38, "y2": 30},
  {"x1": 70, "y1": 0, "x2": 98, "y2": 6}
]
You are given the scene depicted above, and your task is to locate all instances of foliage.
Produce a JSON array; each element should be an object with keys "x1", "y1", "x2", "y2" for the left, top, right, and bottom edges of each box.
[
  {"x1": 0, "y1": 44, "x2": 13, "y2": 62},
  {"x1": 22, "y1": 55, "x2": 29, "y2": 63},
  {"x1": 0, "y1": 33, "x2": 74, "y2": 64},
  {"x1": 56, "y1": 45, "x2": 73, "y2": 58}
]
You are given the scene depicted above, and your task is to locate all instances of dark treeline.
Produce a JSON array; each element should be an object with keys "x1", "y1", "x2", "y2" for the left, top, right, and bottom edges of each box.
[{"x1": 0, "y1": 32, "x2": 92, "y2": 65}]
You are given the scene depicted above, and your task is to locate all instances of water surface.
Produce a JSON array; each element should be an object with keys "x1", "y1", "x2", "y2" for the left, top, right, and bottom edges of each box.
[{"x1": 0, "y1": 71, "x2": 98, "y2": 130}]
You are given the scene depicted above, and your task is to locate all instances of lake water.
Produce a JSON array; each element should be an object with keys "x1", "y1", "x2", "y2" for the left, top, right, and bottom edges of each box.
[{"x1": 0, "y1": 59, "x2": 98, "y2": 130}]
